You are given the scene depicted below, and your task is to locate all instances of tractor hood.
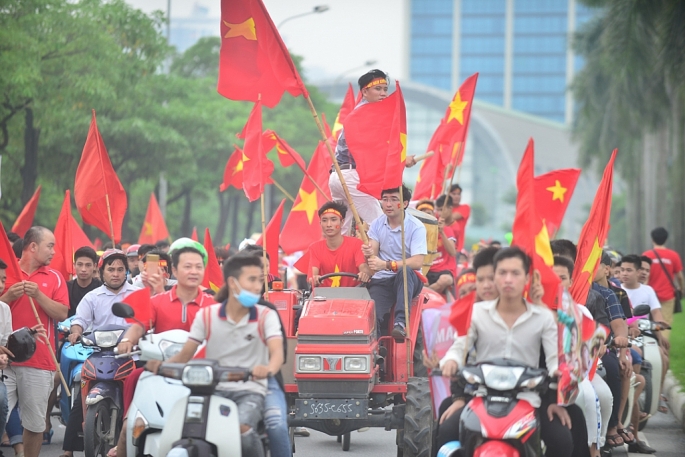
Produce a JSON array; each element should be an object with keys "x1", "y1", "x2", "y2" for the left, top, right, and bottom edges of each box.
[{"x1": 298, "y1": 288, "x2": 375, "y2": 338}]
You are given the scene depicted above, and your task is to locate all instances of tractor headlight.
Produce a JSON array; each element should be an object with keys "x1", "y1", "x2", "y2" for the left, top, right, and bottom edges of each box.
[
  {"x1": 182, "y1": 366, "x2": 213, "y2": 386},
  {"x1": 482, "y1": 365, "x2": 524, "y2": 391},
  {"x1": 298, "y1": 356, "x2": 322, "y2": 372},
  {"x1": 344, "y1": 357, "x2": 368, "y2": 372}
]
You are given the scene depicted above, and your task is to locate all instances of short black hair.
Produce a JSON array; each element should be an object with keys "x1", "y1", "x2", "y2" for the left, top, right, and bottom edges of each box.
[
  {"x1": 435, "y1": 194, "x2": 453, "y2": 208},
  {"x1": 6, "y1": 232, "x2": 19, "y2": 243},
  {"x1": 242, "y1": 244, "x2": 270, "y2": 261},
  {"x1": 449, "y1": 184, "x2": 462, "y2": 193},
  {"x1": 381, "y1": 184, "x2": 412, "y2": 202},
  {"x1": 12, "y1": 239, "x2": 23, "y2": 259},
  {"x1": 155, "y1": 239, "x2": 171, "y2": 249},
  {"x1": 651, "y1": 227, "x2": 668, "y2": 245},
  {"x1": 640, "y1": 255, "x2": 652, "y2": 266},
  {"x1": 618, "y1": 254, "x2": 642, "y2": 270},
  {"x1": 222, "y1": 251, "x2": 263, "y2": 281},
  {"x1": 23, "y1": 226, "x2": 49, "y2": 251},
  {"x1": 550, "y1": 239, "x2": 577, "y2": 261},
  {"x1": 358, "y1": 69, "x2": 387, "y2": 90},
  {"x1": 599, "y1": 251, "x2": 613, "y2": 266},
  {"x1": 0, "y1": 259, "x2": 7, "y2": 270},
  {"x1": 138, "y1": 244, "x2": 157, "y2": 259},
  {"x1": 318, "y1": 200, "x2": 347, "y2": 219},
  {"x1": 553, "y1": 256, "x2": 575, "y2": 277},
  {"x1": 74, "y1": 246, "x2": 97, "y2": 264},
  {"x1": 171, "y1": 247, "x2": 204, "y2": 269},
  {"x1": 473, "y1": 246, "x2": 499, "y2": 272},
  {"x1": 493, "y1": 246, "x2": 531, "y2": 273}
]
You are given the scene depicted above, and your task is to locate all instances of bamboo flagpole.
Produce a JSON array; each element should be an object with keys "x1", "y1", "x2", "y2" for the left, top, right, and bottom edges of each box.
[
  {"x1": 28, "y1": 296, "x2": 70, "y2": 395},
  {"x1": 104, "y1": 193, "x2": 116, "y2": 247},
  {"x1": 398, "y1": 187, "x2": 412, "y2": 376},
  {"x1": 439, "y1": 141, "x2": 465, "y2": 214},
  {"x1": 413, "y1": 151, "x2": 434, "y2": 163},
  {"x1": 260, "y1": 193, "x2": 269, "y2": 301},
  {"x1": 271, "y1": 179, "x2": 295, "y2": 203}
]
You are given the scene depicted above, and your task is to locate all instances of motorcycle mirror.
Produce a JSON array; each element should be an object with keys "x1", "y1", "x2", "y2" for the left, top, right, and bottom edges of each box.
[
  {"x1": 112, "y1": 302, "x2": 135, "y2": 319},
  {"x1": 632, "y1": 304, "x2": 651, "y2": 317}
]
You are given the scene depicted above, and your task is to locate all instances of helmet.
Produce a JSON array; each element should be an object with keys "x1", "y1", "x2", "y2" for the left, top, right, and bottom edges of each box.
[
  {"x1": 6, "y1": 327, "x2": 37, "y2": 363},
  {"x1": 168, "y1": 238, "x2": 208, "y2": 267},
  {"x1": 238, "y1": 238, "x2": 256, "y2": 251},
  {"x1": 98, "y1": 249, "x2": 129, "y2": 271},
  {"x1": 126, "y1": 244, "x2": 141, "y2": 257}
]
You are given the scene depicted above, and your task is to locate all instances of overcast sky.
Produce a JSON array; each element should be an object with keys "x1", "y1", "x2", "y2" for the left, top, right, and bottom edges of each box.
[{"x1": 127, "y1": 0, "x2": 406, "y2": 82}]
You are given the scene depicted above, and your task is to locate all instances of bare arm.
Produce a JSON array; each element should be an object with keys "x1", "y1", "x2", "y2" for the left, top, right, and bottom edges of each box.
[
  {"x1": 25, "y1": 282, "x2": 68, "y2": 320},
  {"x1": 440, "y1": 231, "x2": 457, "y2": 257}
]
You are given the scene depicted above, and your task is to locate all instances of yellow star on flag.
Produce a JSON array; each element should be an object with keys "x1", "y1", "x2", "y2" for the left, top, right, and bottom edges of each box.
[
  {"x1": 534, "y1": 223, "x2": 554, "y2": 267},
  {"x1": 581, "y1": 238, "x2": 603, "y2": 284},
  {"x1": 223, "y1": 18, "x2": 257, "y2": 41},
  {"x1": 208, "y1": 281, "x2": 220, "y2": 293},
  {"x1": 446, "y1": 92, "x2": 468, "y2": 124},
  {"x1": 546, "y1": 180, "x2": 568, "y2": 203},
  {"x1": 330, "y1": 265, "x2": 341, "y2": 287},
  {"x1": 400, "y1": 132, "x2": 407, "y2": 161},
  {"x1": 234, "y1": 152, "x2": 248, "y2": 175},
  {"x1": 143, "y1": 221, "x2": 154, "y2": 236},
  {"x1": 292, "y1": 188, "x2": 319, "y2": 224}
]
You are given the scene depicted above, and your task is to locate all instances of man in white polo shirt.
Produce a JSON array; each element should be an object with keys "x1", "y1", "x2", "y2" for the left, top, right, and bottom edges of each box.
[
  {"x1": 619, "y1": 254, "x2": 665, "y2": 324},
  {"x1": 148, "y1": 251, "x2": 283, "y2": 457}
]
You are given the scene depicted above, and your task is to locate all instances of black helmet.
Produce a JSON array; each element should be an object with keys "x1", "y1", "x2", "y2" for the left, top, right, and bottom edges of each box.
[{"x1": 6, "y1": 327, "x2": 37, "y2": 363}]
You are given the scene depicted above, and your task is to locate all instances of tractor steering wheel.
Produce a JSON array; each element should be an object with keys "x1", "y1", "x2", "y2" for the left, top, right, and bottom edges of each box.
[{"x1": 317, "y1": 272, "x2": 360, "y2": 283}]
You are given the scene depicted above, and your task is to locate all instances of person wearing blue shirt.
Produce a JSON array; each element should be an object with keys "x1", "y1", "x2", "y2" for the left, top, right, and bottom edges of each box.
[{"x1": 361, "y1": 185, "x2": 426, "y2": 340}]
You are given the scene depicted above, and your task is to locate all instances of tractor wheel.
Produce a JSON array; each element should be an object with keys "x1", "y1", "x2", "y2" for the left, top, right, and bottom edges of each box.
[
  {"x1": 412, "y1": 327, "x2": 427, "y2": 378},
  {"x1": 402, "y1": 377, "x2": 434, "y2": 457}
]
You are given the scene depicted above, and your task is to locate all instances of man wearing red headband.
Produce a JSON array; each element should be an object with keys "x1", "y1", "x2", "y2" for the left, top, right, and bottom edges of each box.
[
  {"x1": 329, "y1": 69, "x2": 417, "y2": 234},
  {"x1": 308, "y1": 201, "x2": 371, "y2": 287}
]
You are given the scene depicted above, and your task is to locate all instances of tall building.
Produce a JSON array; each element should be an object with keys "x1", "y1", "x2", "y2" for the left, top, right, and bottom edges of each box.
[{"x1": 408, "y1": 0, "x2": 595, "y2": 123}]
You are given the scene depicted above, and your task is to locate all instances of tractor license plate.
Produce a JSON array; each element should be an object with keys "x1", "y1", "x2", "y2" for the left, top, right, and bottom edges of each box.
[{"x1": 295, "y1": 399, "x2": 368, "y2": 419}]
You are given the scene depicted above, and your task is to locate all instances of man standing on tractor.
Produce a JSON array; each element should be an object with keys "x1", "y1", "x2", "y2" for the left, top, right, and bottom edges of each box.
[
  {"x1": 308, "y1": 201, "x2": 371, "y2": 287},
  {"x1": 361, "y1": 185, "x2": 427, "y2": 341}
]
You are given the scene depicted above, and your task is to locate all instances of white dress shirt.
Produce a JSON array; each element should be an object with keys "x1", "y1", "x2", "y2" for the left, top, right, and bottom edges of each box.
[{"x1": 72, "y1": 282, "x2": 139, "y2": 331}]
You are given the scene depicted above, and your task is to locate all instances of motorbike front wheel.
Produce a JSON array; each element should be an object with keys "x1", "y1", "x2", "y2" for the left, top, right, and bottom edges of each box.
[{"x1": 84, "y1": 399, "x2": 119, "y2": 457}]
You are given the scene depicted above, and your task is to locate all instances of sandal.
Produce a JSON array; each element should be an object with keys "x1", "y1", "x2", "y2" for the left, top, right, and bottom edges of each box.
[
  {"x1": 658, "y1": 394, "x2": 669, "y2": 413},
  {"x1": 618, "y1": 427, "x2": 635, "y2": 444},
  {"x1": 605, "y1": 434, "x2": 624, "y2": 447},
  {"x1": 42, "y1": 429, "x2": 53, "y2": 445}
]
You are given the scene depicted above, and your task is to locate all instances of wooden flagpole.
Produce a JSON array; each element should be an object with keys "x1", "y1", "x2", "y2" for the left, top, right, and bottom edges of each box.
[
  {"x1": 260, "y1": 193, "x2": 269, "y2": 301},
  {"x1": 398, "y1": 187, "x2": 412, "y2": 376},
  {"x1": 271, "y1": 179, "x2": 295, "y2": 203},
  {"x1": 104, "y1": 194, "x2": 116, "y2": 247},
  {"x1": 413, "y1": 151, "x2": 434, "y2": 163},
  {"x1": 28, "y1": 297, "x2": 70, "y2": 395},
  {"x1": 439, "y1": 141, "x2": 466, "y2": 214},
  {"x1": 304, "y1": 95, "x2": 369, "y2": 244}
]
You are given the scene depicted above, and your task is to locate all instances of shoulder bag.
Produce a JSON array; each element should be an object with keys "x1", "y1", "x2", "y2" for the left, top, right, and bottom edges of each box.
[{"x1": 652, "y1": 249, "x2": 682, "y2": 313}]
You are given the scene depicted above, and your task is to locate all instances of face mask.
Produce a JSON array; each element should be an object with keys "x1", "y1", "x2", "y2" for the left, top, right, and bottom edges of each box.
[{"x1": 233, "y1": 282, "x2": 260, "y2": 308}]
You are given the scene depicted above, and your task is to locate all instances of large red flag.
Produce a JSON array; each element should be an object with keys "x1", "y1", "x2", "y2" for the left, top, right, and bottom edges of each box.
[
  {"x1": 511, "y1": 139, "x2": 561, "y2": 309},
  {"x1": 448, "y1": 290, "x2": 477, "y2": 336},
  {"x1": 438, "y1": 73, "x2": 479, "y2": 168},
  {"x1": 74, "y1": 110, "x2": 127, "y2": 242},
  {"x1": 344, "y1": 82, "x2": 406, "y2": 199},
  {"x1": 52, "y1": 190, "x2": 95, "y2": 280},
  {"x1": 11, "y1": 186, "x2": 41, "y2": 237},
  {"x1": 138, "y1": 194, "x2": 169, "y2": 245},
  {"x1": 570, "y1": 150, "x2": 617, "y2": 304},
  {"x1": 202, "y1": 228, "x2": 225, "y2": 293},
  {"x1": 242, "y1": 101, "x2": 274, "y2": 202},
  {"x1": 262, "y1": 130, "x2": 306, "y2": 171},
  {"x1": 257, "y1": 199, "x2": 285, "y2": 276},
  {"x1": 0, "y1": 222, "x2": 21, "y2": 284},
  {"x1": 332, "y1": 83, "x2": 356, "y2": 140},
  {"x1": 280, "y1": 139, "x2": 333, "y2": 254},
  {"x1": 219, "y1": 146, "x2": 246, "y2": 192},
  {"x1": 218, "y1": 0, "x2": 308, "y2": 108},
  {"x1": 534, "y1": 168, "x2": 581, "y2": 238}
]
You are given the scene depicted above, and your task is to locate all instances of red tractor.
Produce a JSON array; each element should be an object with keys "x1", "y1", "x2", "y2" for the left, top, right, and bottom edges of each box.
[{"x1": 269, "y1": 275, "x2": 446, "y2": 457}]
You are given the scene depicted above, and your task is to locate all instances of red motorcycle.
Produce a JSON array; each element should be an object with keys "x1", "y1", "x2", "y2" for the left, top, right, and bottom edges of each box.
[{"x1": 445, "y1": 358, "x2": 549, "y2": 457}]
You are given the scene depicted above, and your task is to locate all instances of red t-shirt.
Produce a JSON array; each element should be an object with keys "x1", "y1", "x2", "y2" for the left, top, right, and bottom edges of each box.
[
  {"x1": 451, "y1": 204, "x2": 471, "y2": 252},
  {"x1": 643, "y1": 248, "x2": 683, "y2": 301},
  {"x1": 430, "y1": 225, "x2": 457, "y2": 274},
  {"x1": 308, "y1": 236, "x2": 366, "y2": 287},
  {"x1": 7, "y1": 266, "x2": 69, "y2": 371},
  {"x1": 149, "y1": 286, "x2": 215, "y2": 333}
]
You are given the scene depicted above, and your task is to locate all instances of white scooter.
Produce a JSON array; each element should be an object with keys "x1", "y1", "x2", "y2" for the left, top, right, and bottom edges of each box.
[
  {"x1": 111, "y1": 303, "x2": 191, "y2": 457},
  {"x1": 631, "y1": 304, "x2": 669, "y2": 430}
]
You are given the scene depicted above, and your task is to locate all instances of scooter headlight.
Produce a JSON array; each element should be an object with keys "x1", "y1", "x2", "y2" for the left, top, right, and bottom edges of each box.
[
  {"x1": 461, "y1": 367, "x2": 482, "y2": 385},
  {"x1": 159, "y1": 339, "x2": 184, "y2": 360},
  {"x1": 637, "y1": 319, "x2": 654, "y2": 331},
  {"x1": 182, "y1": 365, "x2": 213, "y2": 386},
  {"x1": 93, "y1": 330, "x2": 124, "y2": 348},
  {"x1": 482, "y1": 365, "x2": 524, "y2": 391}
]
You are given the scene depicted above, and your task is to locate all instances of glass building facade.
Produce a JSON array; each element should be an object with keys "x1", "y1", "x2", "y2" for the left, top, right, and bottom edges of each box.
[{"x1": 409, "y1": 0, "x2": 595, "y2": 123}]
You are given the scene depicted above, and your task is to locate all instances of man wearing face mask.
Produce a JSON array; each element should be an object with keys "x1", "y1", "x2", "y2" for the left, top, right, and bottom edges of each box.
[{"x1": 147, "y1": 252, "x2": 284, "y2": 457}]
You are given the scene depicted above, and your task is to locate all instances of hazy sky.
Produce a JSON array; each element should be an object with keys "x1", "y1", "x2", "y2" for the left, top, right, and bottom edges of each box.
[{"x1": 127, "y1": 0, "x2": 406, "y2": 82}]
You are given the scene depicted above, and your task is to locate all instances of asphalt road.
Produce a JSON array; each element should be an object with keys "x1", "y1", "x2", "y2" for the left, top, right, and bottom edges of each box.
[{"x1": 37, "y1": 404, "x2": 684, "y2": 456}]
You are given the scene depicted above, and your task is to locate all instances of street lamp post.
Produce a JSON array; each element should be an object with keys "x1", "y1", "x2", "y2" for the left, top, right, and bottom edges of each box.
[{"x1": 277, "y1": 5, "x2": 330, "y2": 29}]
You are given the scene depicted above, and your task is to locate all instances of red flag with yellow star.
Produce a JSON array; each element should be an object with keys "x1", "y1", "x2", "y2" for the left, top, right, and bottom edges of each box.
[
  {"x1": 512, "y1": 138, "x2": 561, "y2": 309},
  {"x1": 534, "y1": 168, "x2": 581, "y2": 238},
  {"x1": 218, "y1": 0, "x2": 308, "y2": 108},
  {"x1": 219, "y1": 146, "x2": 246, "y2": 192},
  {"x1": 344, "y1": 81, "x2": 406, "y2": 199},
  {"x1": 262, "y1": 130, "x2": 306, "y2": 172},
  {"x1": 51, "y1": 190, "x2": 95, "y2": 280},
  {"x1": 11, "y1": 185, "x2": 41, "y2": 237},
  {"x1": 413, "y1": 123, "x2": 448, "y2": 200},
  {"x1": 438, "y1": 73, "x2": 478, "y2": 168},
  {"x1": 74, "y1": 110, "x2": 127, "y2": 242},
  {"x1": 570, "y1": 150, "x2": 617, "y2": 304},
  {"x1": 332, "y1": 83, "x2": 356, "y2": 141},
  {"x1": 138, "y1": 193, "x2": 169, "y2": 245},
  {"x1": 279, "y1": 139, "x2": 333, "y2": 254},
  {"x1": 242, "y1": 100, "x2": 274, "y2": 202},
  {"x1": 256, "y1": 199, "x2": 285, "y2": 276},
  {"x1": 202, "y1": 228, "x2": 225, "y2": 293}
]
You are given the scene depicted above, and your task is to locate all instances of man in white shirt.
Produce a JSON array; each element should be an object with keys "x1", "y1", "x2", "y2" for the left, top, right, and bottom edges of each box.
[{"x1": 619, "y1": 255, "x2": 665, "y2": 324}]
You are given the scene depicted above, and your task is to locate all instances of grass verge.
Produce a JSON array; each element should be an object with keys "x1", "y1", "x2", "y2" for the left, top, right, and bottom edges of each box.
[{"x1": 670, "y1": 303, "x2": 685, "y2": 389}]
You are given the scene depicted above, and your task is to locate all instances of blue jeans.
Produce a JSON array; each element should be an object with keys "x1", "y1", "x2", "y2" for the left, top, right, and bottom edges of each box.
[
  {"x1": 0, "y1": 382, "x2": 7, "y2": 439},
  {"x1": 265, "y1": 377, "x2": 292, "y2": 457}
]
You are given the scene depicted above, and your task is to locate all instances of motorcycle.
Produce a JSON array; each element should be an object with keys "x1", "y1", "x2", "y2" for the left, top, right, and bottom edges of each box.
[
  {"x1": 438, "y1": 358, "x2": 549, "y2": 457},
  {"x1": 81, "y1": 324, "x2": 135, "y2": 457},
  {"x1": 57, "y1": 316, "x2": 95, "y2": 425},
  {"x1": 110, "y1": 303, "x2": 190, "y2": 457},
  {"x1": 631, "y1": 304, "x2": 669, "y2": 430}
]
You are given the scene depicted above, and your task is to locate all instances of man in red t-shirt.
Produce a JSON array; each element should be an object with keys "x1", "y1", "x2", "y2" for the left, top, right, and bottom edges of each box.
[
  {"x1": 449, "y1": 184, "x2": 470, "y2": 252},
  {"x1": 308, "y1": 201, "x2": 371, "y2": 287},
  {"x1": 643, "y1": 227, "x2": 684, "y2": 339},
  {"x1": 417, "y1": 198, "x2": 457, "y2": 298},
  {"x1": 0, "y1": 227, "x2": 68, "y2": 457}
]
